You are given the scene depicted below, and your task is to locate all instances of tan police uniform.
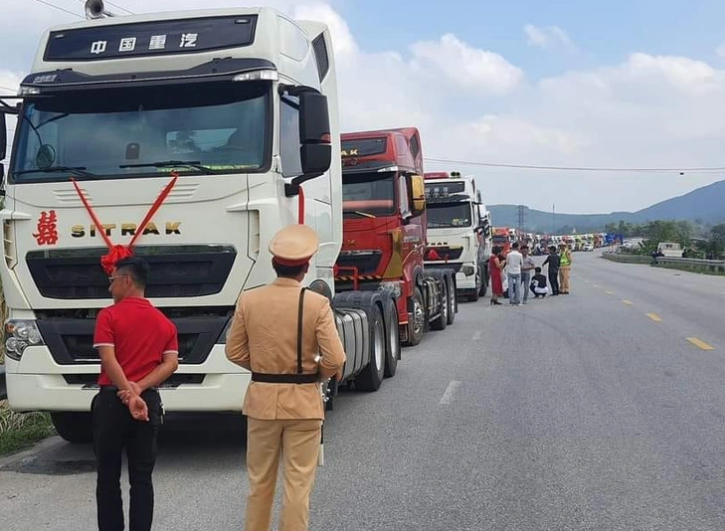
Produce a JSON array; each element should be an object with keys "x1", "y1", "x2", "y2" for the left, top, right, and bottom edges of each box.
[
  {"x1": 225, "y1": 224, "x2": 346, "y2": 531},
  {"x1": 558, "y1": 243, "x2": 573, "y2": 294}
]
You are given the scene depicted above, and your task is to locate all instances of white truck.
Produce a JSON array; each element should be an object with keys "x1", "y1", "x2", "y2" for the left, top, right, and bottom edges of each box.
[
  {"x1": 423, "y1": 171, "x2": 490, "y2": 302},
  {"x1": 0, "y1": 0, "x2": 401, "y2": 442}
]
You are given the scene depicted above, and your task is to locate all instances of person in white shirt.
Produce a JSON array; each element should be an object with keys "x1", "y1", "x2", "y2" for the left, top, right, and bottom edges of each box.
[{"x1": 505, "y1": 242, "x2": 524, "y2": 305}]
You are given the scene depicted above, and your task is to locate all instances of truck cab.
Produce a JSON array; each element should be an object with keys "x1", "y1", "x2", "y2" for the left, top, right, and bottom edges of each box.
[
  {"x1": 335, "y1": 128, "x2": 456, "y2": 346},
  {"x1": 0, "y1": 3, "x2": 390, "y2": 441},
  {"x1": 423, "y1": 171, "x2": 489, "y2": 302}
]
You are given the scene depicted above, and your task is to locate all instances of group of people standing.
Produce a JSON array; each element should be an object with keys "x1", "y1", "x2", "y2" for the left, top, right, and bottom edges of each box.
[{"x1": 488, "y1": 242, "x2": 573, "y2": 305}]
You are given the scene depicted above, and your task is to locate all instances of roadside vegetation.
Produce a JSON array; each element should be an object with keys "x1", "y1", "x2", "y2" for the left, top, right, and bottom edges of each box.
[{"x1": 605, "y1": 220, "x2": 725, "y2": 259}]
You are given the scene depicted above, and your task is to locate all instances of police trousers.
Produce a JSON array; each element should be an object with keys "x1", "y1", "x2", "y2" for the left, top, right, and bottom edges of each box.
[
  {"x1": 245, "y1": 417, "x2": 322, "y2": 531},
  {"x1": 92, "y1": 388, "x2": 163, "y2": 531},
  {"x1": 559, "y1": 266, "x2": 571, "y2": 293}
]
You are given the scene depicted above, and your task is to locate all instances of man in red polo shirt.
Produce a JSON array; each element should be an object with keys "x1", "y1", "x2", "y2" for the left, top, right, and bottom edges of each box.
[{"x1": 92, "y1": 256, "x2": 179, "y2": 531}]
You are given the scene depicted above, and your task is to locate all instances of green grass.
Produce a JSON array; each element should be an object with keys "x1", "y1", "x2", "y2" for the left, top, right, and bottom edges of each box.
[{"x1": 0, "y1": 401, "x2": 56, "y2": 456}]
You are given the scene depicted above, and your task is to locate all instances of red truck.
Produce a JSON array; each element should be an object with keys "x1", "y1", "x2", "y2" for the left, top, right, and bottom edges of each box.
[
  {"x1": 335, "y1": 127, "x2": 457, "y2": 350},
  {"x1": 492, "y1": 227, "x2": 512, "y2": 254}
]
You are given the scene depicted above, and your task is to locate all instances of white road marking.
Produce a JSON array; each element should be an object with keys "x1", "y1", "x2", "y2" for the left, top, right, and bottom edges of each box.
[
  {"x1": 440, "y1": 381, "x2": 462, "y2": 404},
  {"x1": 472, "y1": 330, "x2": 482, "y2": 341}
]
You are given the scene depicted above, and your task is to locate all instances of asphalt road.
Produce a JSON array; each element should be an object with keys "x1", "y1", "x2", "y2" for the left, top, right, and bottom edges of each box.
[{"x1": 2, "y1": 251, "x2": 725, "y2": 530}]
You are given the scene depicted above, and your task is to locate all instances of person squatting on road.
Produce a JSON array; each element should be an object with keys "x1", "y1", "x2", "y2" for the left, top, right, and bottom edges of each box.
[
  {"x1": 530, "y1": 267, "x2": 549, "y2": 298},
  {"x1": 225, "y1": 224, "x2": 347, "y2": 531},
  {"x1": 92, "y1": 257, "x2": 179, "y2": 531}
]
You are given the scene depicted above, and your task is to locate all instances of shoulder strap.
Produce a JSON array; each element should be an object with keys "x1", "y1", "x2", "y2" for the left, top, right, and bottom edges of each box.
[{"x1": 296, "y1": 288, "x2": 307, "y2": 374}]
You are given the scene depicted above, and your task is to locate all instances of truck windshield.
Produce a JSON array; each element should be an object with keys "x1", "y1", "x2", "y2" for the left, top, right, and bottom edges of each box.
[
  {"x1": 427, "y1": 202, "x2": 472, "y2": 228},
  {"x1": 10, "y1": 81, "x2": 269, "y2": 183},
  {"x1": 342, "y1": 171, "x2": 396, "y2": 217}
]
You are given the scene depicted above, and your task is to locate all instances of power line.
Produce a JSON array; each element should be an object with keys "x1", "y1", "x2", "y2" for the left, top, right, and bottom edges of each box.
[
  {"x1": 30, "y1": 0, "x2": 83, "y2": 18},
  {"x1": 75, "y1": 0, "x2": 134, "y2": 15},
  {"x1": 424, "y1": 157, "x2": 725, "y2": 174}
]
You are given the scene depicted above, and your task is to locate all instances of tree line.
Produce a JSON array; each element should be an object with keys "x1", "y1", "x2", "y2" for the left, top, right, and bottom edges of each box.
[{"x1": 604, "y1": 220, "x2": 725, "y2": 259}]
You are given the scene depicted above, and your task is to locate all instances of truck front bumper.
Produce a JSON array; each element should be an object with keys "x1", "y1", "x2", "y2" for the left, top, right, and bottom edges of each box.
[{"x1": 5, "y1": 345, "x2": 250, "y2": 413}]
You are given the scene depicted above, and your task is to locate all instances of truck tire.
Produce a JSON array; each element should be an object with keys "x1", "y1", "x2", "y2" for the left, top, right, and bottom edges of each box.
[
  {"x1": 446, "y1": 276, "x2": 456, "y2": 326},
  {"x1": 403, "y1": 287, "x2": 425, "y2": 347},
  {"x1": 50, "y1": 412, "x2": 93, "y2": 444},
  {"x1": 383, "y1": 301, "x2": 399, "y2": 378},
  {"x1": 355, "y1": 304, "x2": 385, "y2": 392},
  {"x1": 431, "y1": 280, "x2": 448, "y2": 331},
  {"x1": 467, "y1": 271, "x2": 480, "y2": 302}
]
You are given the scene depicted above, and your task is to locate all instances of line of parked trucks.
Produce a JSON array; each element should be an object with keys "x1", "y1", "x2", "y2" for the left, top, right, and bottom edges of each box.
[{"x1": 0, "y1": 1, "x2": 495, "y2": 442}]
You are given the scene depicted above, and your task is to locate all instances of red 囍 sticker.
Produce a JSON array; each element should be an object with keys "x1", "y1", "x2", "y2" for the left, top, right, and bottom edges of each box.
[{"x1": 33, "y1": 210, "x2": 59, "y2": 246}]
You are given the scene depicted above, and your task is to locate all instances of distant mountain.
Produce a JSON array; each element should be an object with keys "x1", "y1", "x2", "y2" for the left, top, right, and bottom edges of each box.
[{"x1": 488, "y1": 179, "x2": 725, "y2": 233}]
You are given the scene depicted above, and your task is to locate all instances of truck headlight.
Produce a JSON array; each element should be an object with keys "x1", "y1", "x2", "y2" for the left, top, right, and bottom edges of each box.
[
  {"x1": 4, "y1": 320, "x2": 45, "y2": 360},
  {"x1": 462, "y1": 265, "x2": 475, "y2": 276}
]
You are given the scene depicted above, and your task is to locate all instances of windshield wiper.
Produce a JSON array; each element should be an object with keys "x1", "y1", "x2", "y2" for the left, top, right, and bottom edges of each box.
[
  {"x1": 344, "y1": 210, "x2": 376, "y2": 219},
  {"x1": 120, "y1": 160, "x2": 217, "y2": 175},
  {"x1": 15, "y1": 166, "x2": 99, "y2": 179}
]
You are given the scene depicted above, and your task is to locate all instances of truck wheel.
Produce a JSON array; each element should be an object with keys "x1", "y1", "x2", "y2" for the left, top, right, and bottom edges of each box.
[
  {"x1": 50, "y1": 412, "x2": 93, "y2": 444},
  {"x1": 431, "y1": 280, "x2": 448, "y2": 331},
  {"x1": 403, "y1": 287, "x2": 425, "y2": 346},
  {"x1": 383, "y1": 302, "x2": 399, "y2": 378},
  {"x1": 467, "y1": 271, "x2": 480, "y2": 302},
  {"x1": 446, "y1": 276, "x2": 456, "y2": 325},
  {"x1": 355, "y1": 304, "x2": 385, "y2": 392},
  {"x1": 478, "y1": 267, "x2": 489, "y2": 297}
]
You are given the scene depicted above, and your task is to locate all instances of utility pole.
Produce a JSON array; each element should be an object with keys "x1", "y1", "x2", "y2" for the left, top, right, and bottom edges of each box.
[
  {"x1": 552, "y1": 203, "x2": 556, "y2": 235},
  {"x1": 517, "y1": 205, "x2": 525, "y2": 231}
]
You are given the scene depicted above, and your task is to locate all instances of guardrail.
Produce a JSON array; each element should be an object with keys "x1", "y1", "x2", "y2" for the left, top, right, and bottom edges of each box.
[
  {"x1": 0, "y1": 365, "x2": 6, "y2": 401},
  {"x1": 601, "y1": 252, "x2": 651, "y2": 264},
  {"x1": 602, "y1": 252, "x2": 725, "y2": 273},
  {"x1": 652, "y1": 256, "x2": 725, "y2": 273}
]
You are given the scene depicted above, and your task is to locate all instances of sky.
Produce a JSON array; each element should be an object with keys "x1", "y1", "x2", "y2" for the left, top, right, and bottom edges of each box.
[{"x1": 3, "y1": 0, "x2": 725, "y2": 214}]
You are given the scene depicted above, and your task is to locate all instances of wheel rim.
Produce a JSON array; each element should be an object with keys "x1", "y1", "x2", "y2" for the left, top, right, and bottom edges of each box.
[
  {"x1": 441, "y1": 284, "x2": 448, "y2": 322},
  {"x1": 448, "y1": 282, "x2": 455, "y2": 315},
  {"x1": 374, "y1": 315, "x2": 385, "y2": 371},
  {"x1": 413, "y1": 294, "x2": 425, "y2": 337},
  {"x1": 389, "y1": 308, "x2": 399, "y2": 360}
]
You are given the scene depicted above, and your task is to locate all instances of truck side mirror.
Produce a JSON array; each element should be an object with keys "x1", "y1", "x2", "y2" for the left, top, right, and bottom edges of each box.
[
  {"x1": 409, "y1": 174, "x2": 426, "y2": 216},
  {"x1": 298, "y1": 91, "x2": 331, "y2": 179}
]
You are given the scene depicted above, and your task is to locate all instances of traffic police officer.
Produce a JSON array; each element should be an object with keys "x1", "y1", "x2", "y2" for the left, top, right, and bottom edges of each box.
[{"x1": 225, "y1": 224, "x2": 346, "y2": 531}]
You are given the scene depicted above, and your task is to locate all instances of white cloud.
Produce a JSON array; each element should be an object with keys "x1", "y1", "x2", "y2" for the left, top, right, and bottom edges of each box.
[
  {"x1": 524, "y1": 24, "x2": 574, "y2": 49},
  {"x1": 410, "y1": 34, "x2": 524, "y2": 94},
  {"x1": 2, "y1": 1, "x2": 725, "y2": 213}
]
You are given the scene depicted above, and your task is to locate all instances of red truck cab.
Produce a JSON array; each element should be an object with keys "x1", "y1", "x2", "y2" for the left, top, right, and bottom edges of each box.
[{"x1": 335, "y1": 127, "x2": 455, "y2": 346}]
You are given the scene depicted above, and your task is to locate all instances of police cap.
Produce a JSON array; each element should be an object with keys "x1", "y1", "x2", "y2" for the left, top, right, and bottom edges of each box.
[{"x1": 269, "y1": 224, "x2": 319, "y2": 267}]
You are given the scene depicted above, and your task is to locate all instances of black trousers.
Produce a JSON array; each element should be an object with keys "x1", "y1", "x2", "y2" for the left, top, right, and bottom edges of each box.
[
  {"x1": 548, "y1": 270, "x2": 560, "y2": 295},
  {"x1": 92, "y1": 388, "x2": 163, "y2": 531}
]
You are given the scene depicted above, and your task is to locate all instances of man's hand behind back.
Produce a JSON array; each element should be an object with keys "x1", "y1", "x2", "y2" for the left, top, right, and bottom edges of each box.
[{"x1": 127, "y1": 395, "x2": 149, "y2": 422}]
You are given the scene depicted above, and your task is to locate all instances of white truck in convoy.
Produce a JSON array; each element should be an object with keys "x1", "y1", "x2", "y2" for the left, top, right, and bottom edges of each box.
[
  {"x1": 423, "y1": 171, "x2": 491, "y2": 302},
  {"x1": 0, "y1": 0, "x2": 402, "y2": 442}
]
